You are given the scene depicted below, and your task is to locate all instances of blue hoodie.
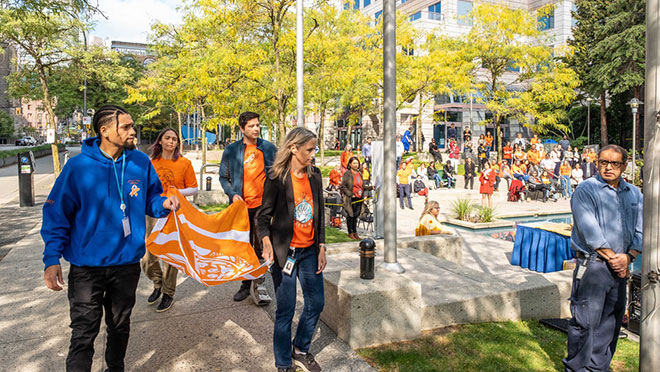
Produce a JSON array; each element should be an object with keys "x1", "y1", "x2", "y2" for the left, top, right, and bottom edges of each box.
[{"x1": 41, "y1": 137, "x2": 169, "y2": 269}]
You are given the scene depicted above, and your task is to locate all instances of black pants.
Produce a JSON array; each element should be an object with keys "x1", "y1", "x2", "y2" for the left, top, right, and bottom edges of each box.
[
  {"x1": 243, "y1": 207, "x2": 265, "y2": 286},
  {"x1": 464, "y1": 176, "x2": 474, "y2": 189},
  {"x1": 66, "y1": 263, "x2": 141, "y2": 372},
  {"x1": 346, "y1": 198, "x2": 362, "y2": 234}
]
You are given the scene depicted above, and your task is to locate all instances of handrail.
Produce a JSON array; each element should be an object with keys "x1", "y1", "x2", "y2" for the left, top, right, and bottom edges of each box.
[{"x1": 199, "y1": 163, "x2": 221, "y2": 190}]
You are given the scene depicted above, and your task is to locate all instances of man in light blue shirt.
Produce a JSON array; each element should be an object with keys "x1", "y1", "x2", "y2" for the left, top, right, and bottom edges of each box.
[
  {"x1": 362, "y1": 137, "x2": 372, "y2": 167},
  {"x1": 564, "y1": 145, "x2": 642, "y2": 372}
]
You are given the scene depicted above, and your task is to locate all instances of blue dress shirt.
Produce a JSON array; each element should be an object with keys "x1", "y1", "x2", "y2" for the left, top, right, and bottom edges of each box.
[{"x1": 570, "y1": 174, "x2": 643, "y2": 254}]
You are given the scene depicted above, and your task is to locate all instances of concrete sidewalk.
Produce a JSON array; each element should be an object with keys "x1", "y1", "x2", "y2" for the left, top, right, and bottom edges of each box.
[{"x1": 0, "y1": 221, "x2": 375, "y2": 372}]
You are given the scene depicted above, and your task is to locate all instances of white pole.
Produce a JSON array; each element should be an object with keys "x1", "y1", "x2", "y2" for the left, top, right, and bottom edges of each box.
[
  {"x1": 632, "y1": 108, "x2": 637, "y2": 179},
  {"x1": 296, "y1": 0, "x2": 304, "y2": 127},
  {"x1": 640, "y1": 0, "x2": 660, "y2": 370},
  {"x1": 381, "y1": 0, "x2": 404, "y2": 274}
]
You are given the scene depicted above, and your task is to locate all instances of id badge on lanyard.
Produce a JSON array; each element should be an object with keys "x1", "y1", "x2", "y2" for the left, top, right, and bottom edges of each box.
[
  {"x1": 121, "y1": 204, "x2": 131, "y2": 238},
  {"x1": 282, "y1": 247, "x2": 296, "y2": 276},
  {"x1": 102, "y1": 150, "x2": 131, "y2": 238}
]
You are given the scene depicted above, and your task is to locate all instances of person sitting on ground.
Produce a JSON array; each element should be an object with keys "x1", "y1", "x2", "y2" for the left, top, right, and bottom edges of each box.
[
  {"x1": 328, "y1": 164, "x2": 342, "y2": 191},
  {"x1": 427, "y1": 161, "x2": 442, "y2": 188},
  {"x1": 415, "y1": 200, "x2": 452, "y2": 236},
  {"x1": 442, "y1": 160, "x2": 456, "y2": 188},
  {"x1": 413, "y1": 175, "x2": 429, "y2": 199}
]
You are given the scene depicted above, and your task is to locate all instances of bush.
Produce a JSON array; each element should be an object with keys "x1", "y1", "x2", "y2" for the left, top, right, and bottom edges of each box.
[
  {"x1": 451, "y1": 198, "x2": 475, "y2": 221},
  {"x1": 477, "y1": 206, "x2": 496, "y2": 223},
  {"x1": 0, "y1": 143, "x2": 65, "y2": 159}
]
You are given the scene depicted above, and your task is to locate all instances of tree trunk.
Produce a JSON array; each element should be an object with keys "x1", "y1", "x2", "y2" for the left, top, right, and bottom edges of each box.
[
  {"x1": 319, "y1": 106, "x2": 326, "y2": 166},
  {"x1": 496, "y1": 115, "x2": 502, "y2": 161},
  {"x1": 37, "y1": 65, "x2": 60, "y2": 177},
  {"x1": 200, "y1": 104, "x2": 206, "y2": 167},
  {"x1": 417, "y1": 94, "x2": 423, "y2": 153},
  {"x1": 600, "y1": 92, "x2": 608, "y2": 145},
  {"x1": 177, "y1": 111, "x2": 183, "y2": 152}
]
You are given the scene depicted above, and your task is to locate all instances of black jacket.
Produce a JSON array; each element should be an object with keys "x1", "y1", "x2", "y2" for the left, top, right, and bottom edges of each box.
[
  {"x1": 464, "y1": 162, "x2": 476, "y2": 177},
  {"x1": 581, "y1": 161, "x2": 597, "y2": 179},
  {"x1": 256, "y1": 167, "x2": 325, "y2": 268}
]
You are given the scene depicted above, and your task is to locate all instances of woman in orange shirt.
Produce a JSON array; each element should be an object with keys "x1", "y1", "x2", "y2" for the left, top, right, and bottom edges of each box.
[
  {"x1": 485, "y1": 131, "x2": 494, "y2": 152},
  {"x1": 340, "y1": 144, "x2": 353, "y2": 172},
  {"x1": 328, "y1": 164, "x2": 342, "y2": 191},
  {"x1": 559, "y1": 160, "x2": 573, "y2": 199},
  {"x1": 142, "y1": 128, "x2": 198, "y2": 312},
  {"x1": 341, "y1": 157, "x2": 369, "y2": 240},
  {"x1": 503, "y1": 141, "x2": 513, "y2": 166},
  {"x1": 258, "y1": 127, "x2": 326, "y2": 372}
]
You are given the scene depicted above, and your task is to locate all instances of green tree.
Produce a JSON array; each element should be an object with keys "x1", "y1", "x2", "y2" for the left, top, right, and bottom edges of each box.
[
  {"x1": 0, "y1": 1, "x2": 95, "y2": 176},
  {"x1": 465, "y1": 3, "x2": 578, "y2": 159},
  {"x1": 567, "y1": 0, "x2": 610, "y2": 145},
  {"x1": 0, "y1": 110, "x2": 14, "y2": 138}
]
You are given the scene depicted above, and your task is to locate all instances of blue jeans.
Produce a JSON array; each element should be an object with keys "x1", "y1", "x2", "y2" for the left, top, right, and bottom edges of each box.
[
  {"x1": 271, "y1": 246, "x2": 325, "y2": 369},
  {"x1": 431, "y1": 174, "x2": 442, "y2": 188},
  {"x1": 561, "y1": 175, "x2": 572, "y2": 197},
  {"x1": 398, "y1": 183, "x2": 412, "y2": 208}
]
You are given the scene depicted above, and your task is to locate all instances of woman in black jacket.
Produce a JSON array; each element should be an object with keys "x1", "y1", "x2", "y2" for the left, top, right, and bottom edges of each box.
[
  {"x1": 341, "y1": 156, "x2": 367, "y2": 240},
  {"x1": 257, "y1": 127, "x2": 326, "y2": 372},
  {"x1": 464, "y1": 157, "x2": 476, "y2": 190}
]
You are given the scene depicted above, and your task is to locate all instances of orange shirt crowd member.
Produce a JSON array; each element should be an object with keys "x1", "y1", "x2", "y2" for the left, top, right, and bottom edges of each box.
[
  {"x1": 513, "y1": 150, "x2": 526, "y2": 162},
  {"x1": 560, "y1": 163, "x2": 572, "y2": 176},
  {"x1": 151, "y1": 156, "x2": 198, "y2": 196},
  {"x1": 503, "y1": 145, "x2": 513, "y2": 160},
  {"x1": 219, "y1": 111, "x2": 277, "y2": 306},
  {"x1": 530, "y1": 135, "x2": 540, "y2": 145},
  {"x1": 328, "y1": 166, "x2": 342, "y2": 189},
  {"x1": 588, "y1": 149, "x2": 598, "y2": 163},
  {"x1": 485, "y1": 133, "x2": 494, "y2": 147},
  {"x1": 243, "y1": 144, "x2": 267, "y2": 209},
  {"x1": 290, "y1": 171, "x2": 315, "y2": 248},
  {"x1": 527, "y1": 149, "x2": 540, "y2": 165},
  {"x1": 340, "y1": 145, "x2": 353, "y2": 171}
]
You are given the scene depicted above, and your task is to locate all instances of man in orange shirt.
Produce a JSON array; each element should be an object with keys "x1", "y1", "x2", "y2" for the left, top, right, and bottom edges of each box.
[
  {"x1": 220, "y1": 111, "x2": 277, "y2": 305},
  {"x1": 527, "y1": 147, "x2": 541, "y2": 166}
]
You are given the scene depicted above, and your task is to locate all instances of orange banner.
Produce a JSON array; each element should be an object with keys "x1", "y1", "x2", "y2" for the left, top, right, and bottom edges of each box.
[{"x1": 146, "y1": 189, "x2": 270, "y2": 286}]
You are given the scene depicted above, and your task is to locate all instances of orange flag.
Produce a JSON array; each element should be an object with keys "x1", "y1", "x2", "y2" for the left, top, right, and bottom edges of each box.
[{"x1": 146, "y1": 189, "x2": 270, "y2": 286}]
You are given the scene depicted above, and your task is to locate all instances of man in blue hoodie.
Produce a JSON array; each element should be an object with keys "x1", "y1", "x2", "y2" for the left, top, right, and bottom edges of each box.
[
  {"x1": 41, "y1": 105, "x2": 180, "y2": 372},
  {"x1": 219, "y1": 111, "x2": 277, "y2": 305}
]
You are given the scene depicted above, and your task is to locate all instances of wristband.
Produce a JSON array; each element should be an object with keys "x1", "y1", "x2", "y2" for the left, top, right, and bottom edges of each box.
[{"x1": 626, "y1": 252, "x2": 636, "y2": 263}]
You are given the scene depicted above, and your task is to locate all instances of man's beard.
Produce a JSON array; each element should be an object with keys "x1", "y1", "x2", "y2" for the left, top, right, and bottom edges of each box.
[{"x1": 123, "y1": 140, "x2": 136, "y2": 150}]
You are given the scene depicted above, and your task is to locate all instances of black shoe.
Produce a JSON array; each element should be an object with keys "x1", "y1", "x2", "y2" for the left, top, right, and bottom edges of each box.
[
  {"x1": 292, "y1": 350, "x2": 322, "y2": 372},
  {"x1": 407, "y1": 206, "x2": 414, "y2": 210},
  {"x1": 147, "y1": 288, "x2": 161, "y2": 305},
  {"x1": 277, "y1": 367, "x2": 298, "y2": 372},
  {"x1": 233, "y1": 282, "x2": 251, "y2": 302},
  {"x1": 400, "y1": 205, "x2": 404, "y2": 210},
  {"x1": 156, "y1": 294, "x2": 174, "y2": 312}
]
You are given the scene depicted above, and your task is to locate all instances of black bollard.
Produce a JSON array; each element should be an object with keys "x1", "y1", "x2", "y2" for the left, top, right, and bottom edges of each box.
[
  {"x1": 206, "y1": 176, "x2": 212, "y2": 191},
  {"x1": 359, "y1": 238, "x2": 375, "y2": 280}
]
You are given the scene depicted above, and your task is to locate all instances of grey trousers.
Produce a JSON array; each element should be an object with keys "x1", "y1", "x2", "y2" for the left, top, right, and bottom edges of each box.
[
  {"x1": 141, "y1": 216, "x2": 178, "y2": 296},
  {"x1": 563, "y1": 256, "x2": 627, "y2": 372}
]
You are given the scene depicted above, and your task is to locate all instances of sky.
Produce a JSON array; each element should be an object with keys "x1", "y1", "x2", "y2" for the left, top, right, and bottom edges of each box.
[{"x1": 90, "y1": 0, "x2": 182, "y2": 44}]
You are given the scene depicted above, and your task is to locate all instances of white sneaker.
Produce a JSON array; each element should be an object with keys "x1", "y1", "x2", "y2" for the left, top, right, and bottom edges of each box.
[{"x1": 250, "y1": 282, "x2": 272, "y2": 306}]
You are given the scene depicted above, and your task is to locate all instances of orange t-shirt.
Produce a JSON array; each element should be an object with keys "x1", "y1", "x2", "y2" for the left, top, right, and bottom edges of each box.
[
  {"x1": 527, "y1": 150, "x2": 540, "y2": 165},
  {"x1": 531, "y1": 137, "x2": 539, "y2": 145},
  {"x1": 242, "y1": 144, "x2": 267, "y2": 209},
  {"x1": 588, "y1": 152, "x2": 597, "y2": 163},
  {"x1": 291, "y1": 172, "x2": 315, "y2": 248},
  {"x1": 485, "y1": 135, "x2": 494, "y2": 146},
  {"x1": 340, "y1": 151, "x2": 353, "y2": 169},
  {"x1": 151, "y1": 156, "x2": 198, "y2": 196},
  {"x1": 560, "y1": 164, "x2": 572, "y2": 176},
  {"x1": 329, "y1": 169, "x2": 341, "y2": 186}
]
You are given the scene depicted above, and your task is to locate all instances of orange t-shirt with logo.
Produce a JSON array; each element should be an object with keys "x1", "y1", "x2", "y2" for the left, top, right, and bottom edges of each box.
[
  {"x1": 151, "y1": 156, "x2": 198, "y2": 196},
  {"x1": 291, "y1": 172, "x2": 315, "y2": 248},
  {"x1": 242, "y1": 144, "x2": 267, "y2": 209}
]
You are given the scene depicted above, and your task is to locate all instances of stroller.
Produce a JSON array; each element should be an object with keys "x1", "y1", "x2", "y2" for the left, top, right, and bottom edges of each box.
[{"x1": 325, "y1": 190, "x2": 343, "y2": 228}]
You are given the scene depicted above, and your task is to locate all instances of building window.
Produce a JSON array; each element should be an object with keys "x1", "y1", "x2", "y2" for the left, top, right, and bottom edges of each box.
[
  {"x1": 353, "y1": 0, "x2": 359, "y2": 10},
  {"x1": 538, "y1": 9, "x2": 555, "y2": 30},
  {"x1": 375, "y1": 10, "x2": 382, "y2": 21},
  {"x1": 571, "y1": 3, "x2": 578, "y2": 28},
  {"x1": 401, "y1": 0, "x2": 409, "y2": 3},
  {"x1": 457, "y1": 1, "x2": 473, "y2": 26},
  {"x1": 428, "y1": 2, "x2": 441, "y2": 21},
  {"x1": 364, "y1": 0, "x2": 371, "y2": 6},
  {"x1": 409, "y1": 11, "x2": 421, "y2": 22}
]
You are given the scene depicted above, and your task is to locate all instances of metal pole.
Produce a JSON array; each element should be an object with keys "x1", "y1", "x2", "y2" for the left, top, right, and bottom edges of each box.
[
  {"x1": 632, "y1": 107, "x2": 637, "y2": 179},
  {"x1": 587, "y1": 100, "x2": 591, "y2": 145},
  {"x1": 640, "y1": 0, "x2": 660, "y2": 370},
  {"x1": 296, "y1": 0, "x2": 304, "y2": 127},
  {"x1": 82, "y1": 30, "x2": 87, "y2": 134},
  {"x1": 381, "y1": 0, "x2": 404, "y2": 274}
]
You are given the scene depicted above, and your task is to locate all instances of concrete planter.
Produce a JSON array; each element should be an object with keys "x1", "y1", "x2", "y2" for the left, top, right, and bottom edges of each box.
[{"x1": 446, "y1": 218, "x2": 514, "y2": 230}]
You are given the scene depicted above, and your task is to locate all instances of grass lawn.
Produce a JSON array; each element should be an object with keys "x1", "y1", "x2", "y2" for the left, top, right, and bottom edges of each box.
[
  {"x1": 358, "y1": 320, "x2": 639, "y2": 372},
  {"x1": 324, "y1": 226, "x2": 352, "y2": 243},
  {"x1": 197, "y1": 203, "x2": 228, "y2": 213}
]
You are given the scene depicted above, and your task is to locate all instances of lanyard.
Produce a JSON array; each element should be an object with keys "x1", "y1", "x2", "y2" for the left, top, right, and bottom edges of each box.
[{"x1": 100, "y1": 149, "x2": 126, "y2": 215}]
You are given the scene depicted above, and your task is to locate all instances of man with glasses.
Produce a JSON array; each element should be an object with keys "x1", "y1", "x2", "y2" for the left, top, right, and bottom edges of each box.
[{"x1": 563, "y1": 144, "x2": 642, "y2": 372}]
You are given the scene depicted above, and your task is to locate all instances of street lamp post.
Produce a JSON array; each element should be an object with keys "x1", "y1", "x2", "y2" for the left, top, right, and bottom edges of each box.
[
  {"x1": 296, "y1": 0, "x2": 304, "y2": 127},
  {"x1": 627, "y1": 98, "x2": 643, "y2": 181},
  {"x1": 586, "y1": 97, "x2": 592, "y2": 145}
]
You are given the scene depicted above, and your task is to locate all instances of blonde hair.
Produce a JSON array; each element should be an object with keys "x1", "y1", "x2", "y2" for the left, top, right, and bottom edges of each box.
[
  {"x1": 419, "y1": 200, "x2": 440, "y2": 222},
  {"x1": 269, "y1": 127, "x2": 317, "y2": 181}
]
